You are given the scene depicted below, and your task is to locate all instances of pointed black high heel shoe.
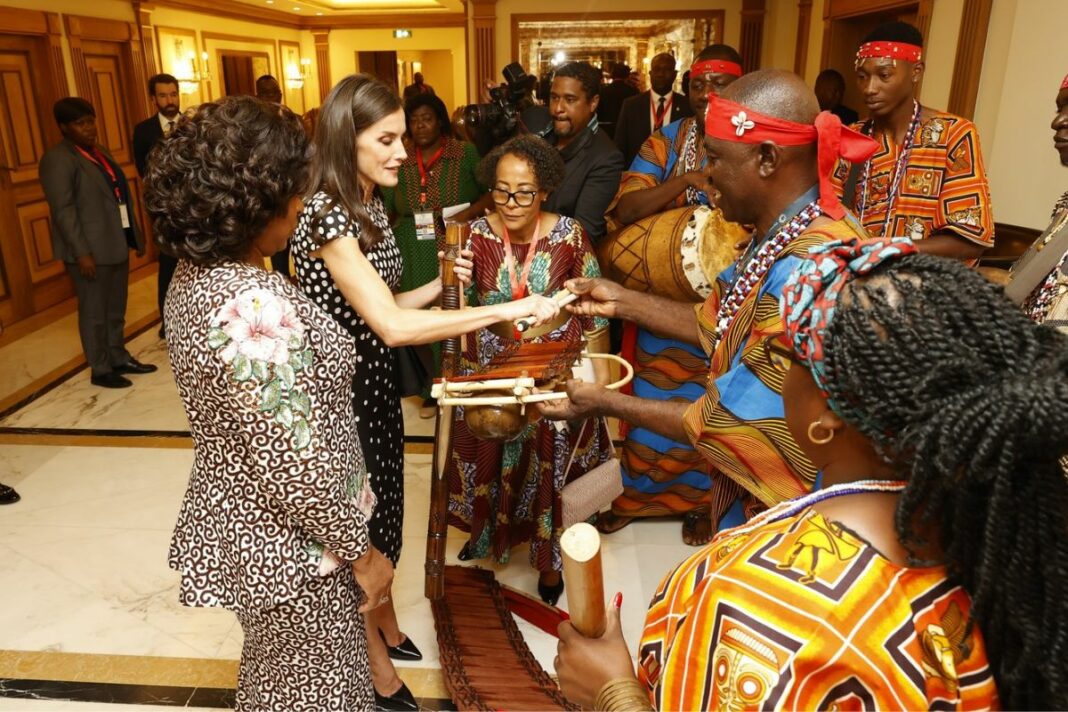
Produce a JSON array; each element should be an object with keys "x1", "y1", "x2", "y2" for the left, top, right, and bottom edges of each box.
[
  {"x1": 382, "y1": 631, "x2": 423, "y2": 662},
  {"x1": 374, "y1": 681, "x2": 418, "y2": 712},
  {"x1": 538, "y1": 575, "x2": 565, "y2": 606},
  {"x1": 457, "y1": 542, "x2": 474, "y2": 561}
]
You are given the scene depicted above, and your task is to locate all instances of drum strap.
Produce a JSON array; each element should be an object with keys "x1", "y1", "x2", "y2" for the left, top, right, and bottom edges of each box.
[{"x1": 841, "y1": 160, "x2": 862, "y2": 212}]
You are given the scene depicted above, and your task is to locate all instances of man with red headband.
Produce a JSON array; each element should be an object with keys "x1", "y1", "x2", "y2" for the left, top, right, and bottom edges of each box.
[
  {"x1": 541, "y1": 69, "x2": 877, "y2": 535},
  {"x1": 831, "y1": 21, "x2": 994, "y2": 259},
  {"x1": 597, "y1": 44, "x2": 745, "y2": 546}
]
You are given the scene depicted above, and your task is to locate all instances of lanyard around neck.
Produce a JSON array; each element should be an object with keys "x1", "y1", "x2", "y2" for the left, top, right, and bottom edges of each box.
[
  {"x1": 76, "y1": 145, "x2": 121, "y2": 202},
  {"x1": 416, "y1": 143, "x2": 445, "y2": 205},
  {"x1": 501, "y1": 215, "x2": 542, "y2": 300}
]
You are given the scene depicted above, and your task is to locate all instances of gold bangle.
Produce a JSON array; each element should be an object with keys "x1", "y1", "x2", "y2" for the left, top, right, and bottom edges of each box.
[{"x1": 594, "y1": 677, "x2": 655, "y2": 711}]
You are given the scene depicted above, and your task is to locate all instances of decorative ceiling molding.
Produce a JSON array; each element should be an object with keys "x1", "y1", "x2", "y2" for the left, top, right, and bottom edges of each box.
[{"x1": 149, "y1": 0, "x2": 466, "y2": 30}]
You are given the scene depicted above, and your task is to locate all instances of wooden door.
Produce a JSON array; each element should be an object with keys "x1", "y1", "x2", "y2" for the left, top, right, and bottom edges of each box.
[
  {"x1": 80, "y1": 38, "x2": 154, "y2": 271},
  {"x1": 358, "y1": 51, "x2": 399, "y2": 94},
  {"x1": 0, "y1": 33, "x2": 67, "y2": 326}
]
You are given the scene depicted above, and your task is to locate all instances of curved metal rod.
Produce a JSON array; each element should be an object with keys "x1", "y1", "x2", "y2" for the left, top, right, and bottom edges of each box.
[{"x1": 436, "y1": 352, "x2": 634, "y2": 407}]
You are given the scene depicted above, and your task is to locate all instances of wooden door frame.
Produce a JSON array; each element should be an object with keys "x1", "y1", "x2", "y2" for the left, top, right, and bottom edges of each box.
[{"x1": 64, "y1": 14, "x2": 150, "y2": 124}]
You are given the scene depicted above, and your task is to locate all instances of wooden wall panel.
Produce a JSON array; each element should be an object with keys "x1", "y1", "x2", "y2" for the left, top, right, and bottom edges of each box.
[
  {"x1": 17, "y1": 201, "x2": 61, "y2": 283},
  {"x1": 0, "y1": 52, "x2": 45, "y2": 185}
]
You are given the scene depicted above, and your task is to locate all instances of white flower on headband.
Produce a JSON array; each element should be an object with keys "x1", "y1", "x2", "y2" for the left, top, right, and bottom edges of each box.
[{"x1": 731, "y1": 111, "x2": 755, "y2": 136}]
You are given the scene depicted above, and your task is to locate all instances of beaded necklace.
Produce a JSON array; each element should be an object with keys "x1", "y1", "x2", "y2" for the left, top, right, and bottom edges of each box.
[
  {"x1": 680, "y1": 118, "x2": 704, "y2": 205},
  {"x1": 711, "y1": 198, "x2": 822, "y2": 350},
  {"x1": 857, "y1": 100, "x2": 922, "y2": 236},
  {"x1": 724, "y1": 479, "x2": 907, "y2": 541}
]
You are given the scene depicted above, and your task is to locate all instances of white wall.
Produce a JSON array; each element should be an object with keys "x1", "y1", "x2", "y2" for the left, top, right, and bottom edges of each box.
[{"x1": 975, "y1": 0, "x2": 1068, "y2": 229}]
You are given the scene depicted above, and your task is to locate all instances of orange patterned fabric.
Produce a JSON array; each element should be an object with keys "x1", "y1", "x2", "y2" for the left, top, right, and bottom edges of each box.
[
  {"x1": 638, "y1": 505, "x2": 1000, "y2": 710},
  {"x1": 830, "y1": 109, "x2": 994, "y2": 246},
  {"x1": 682, "y1": 217, "x2": 866, "y2": 509}
]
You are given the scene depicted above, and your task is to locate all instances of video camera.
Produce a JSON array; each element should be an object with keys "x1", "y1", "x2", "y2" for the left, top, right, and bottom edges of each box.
[{"x1": 460, "y1": 62, "x2": 538, "y2": 152}]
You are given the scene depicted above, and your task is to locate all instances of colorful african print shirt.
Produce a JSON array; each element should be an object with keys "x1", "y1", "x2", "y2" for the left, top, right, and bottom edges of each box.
[
  {"x1": 638, "y1": 500, "x2": 999, "y2": 710},
  {"x1": 831, "y1": 109, "x2": 994, "y2": 247},
  {"x1": 609, "y1": 117, "x2": 707, "y2": 225},
  {"x1": 1022, "y1": 191, "x2": 1068, "y2": 328},
  {"x1": 683, "y1": 217, "x2": 866, "y2": 510}
]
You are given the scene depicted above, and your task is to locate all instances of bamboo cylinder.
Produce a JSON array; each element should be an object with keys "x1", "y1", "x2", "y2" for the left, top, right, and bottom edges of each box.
[{"x1": 560, "y1": 522, "x2": 606, "y2": 638}]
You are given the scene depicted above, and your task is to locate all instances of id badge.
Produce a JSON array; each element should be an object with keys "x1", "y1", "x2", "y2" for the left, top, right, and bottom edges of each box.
[
  {"x1": 414, "y1": 211, "x2": 436, "y2": 241},
  {"x1": 118, "y1": 202, "x2": 131, "y2": 229}
]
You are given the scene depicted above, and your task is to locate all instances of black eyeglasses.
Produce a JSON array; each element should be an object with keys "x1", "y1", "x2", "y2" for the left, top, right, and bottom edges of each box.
[{"x1": 490, "y1": 188, "x2": 538, "y2": 207}]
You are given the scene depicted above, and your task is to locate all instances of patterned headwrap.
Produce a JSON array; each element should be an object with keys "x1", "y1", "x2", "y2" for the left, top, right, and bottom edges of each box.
[
  {"x1": 780, "y1": 237, "x2": 917, "y2": 415},
  {"x1": 856, "y1": 41, "x2": 923, "y2": 64},
  {"x1": 690, "y1": 59, "x2": 743, "y2": 78}
]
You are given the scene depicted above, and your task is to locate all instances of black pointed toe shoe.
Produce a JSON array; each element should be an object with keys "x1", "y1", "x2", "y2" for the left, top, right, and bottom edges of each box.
[
  {"x1": 374, "y1": 681, "x2": 418, "y2": 712},
  {"x1": 382, "y1": 631, "x2": 423, "y2": 662},
  {"x1": 538, "y1": 577, "x2": 565, "y2": 607}
]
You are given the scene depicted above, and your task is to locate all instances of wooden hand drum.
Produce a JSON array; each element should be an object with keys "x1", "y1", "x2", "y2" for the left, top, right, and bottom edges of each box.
[{"x1": 598, "y1": 205, "x2": 748, "y2": 301}]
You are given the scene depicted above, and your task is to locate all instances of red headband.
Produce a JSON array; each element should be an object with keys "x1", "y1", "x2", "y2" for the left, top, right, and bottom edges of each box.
[
  {"x1": 690, "y1": 59, "x2": 742, "y2": 78},
  {"x1": 704, "y1": 94, "x2": 879, "y2": 219},
  {"x1": 1062, "y1": 73, "x2": 1068, "y2": 90},
  {"x1": 856, "y1": 41, "x2": 923, "y2": 63}
]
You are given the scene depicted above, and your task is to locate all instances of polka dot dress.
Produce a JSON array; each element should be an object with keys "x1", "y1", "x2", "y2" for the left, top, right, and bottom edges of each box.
[{"x1": 291, "y1": 191, "x2": 405, "y2": 564}]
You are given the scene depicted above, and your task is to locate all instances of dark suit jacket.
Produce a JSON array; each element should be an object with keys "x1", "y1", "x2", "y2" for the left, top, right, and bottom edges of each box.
[
  {"x1": 544, "y1": 126, "x2": 624, "y2": 244},
  {"x1": 597, "y1": 81, "x2": 640, "y2": 138},
  {"x1": 39, "y1": 139, "x2": 144, "y2": 265},
  {"x1": 132, "y1": 114, "x2": 164, "y2": 178},
  {"x1": 614, "y1": 91, "x2": 692, "y2": 168}
]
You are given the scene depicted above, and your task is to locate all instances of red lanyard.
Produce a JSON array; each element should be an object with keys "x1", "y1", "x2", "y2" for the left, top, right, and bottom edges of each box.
[
  {"x1": 75, "y1": 145, "x2": 121, "y2": 202},
  {"x1": 501, "y1": 215, "x2": 542, "y2": 300},
  {"x1": 416, "y1": 144, "x2": 445, "y2": 206},
  {"x1": 653, "y1": 94, "x2": 671, "y2": 130}
]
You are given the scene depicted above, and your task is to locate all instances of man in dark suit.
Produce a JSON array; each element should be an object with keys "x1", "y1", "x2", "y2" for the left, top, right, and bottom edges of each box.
[
  {"x1": 40, "y1": 98, "x2": 156, "y2": 388},
  {"x1": 544, "y1": 61, "x2": 625, "y2": 244},
  {"x1": 597, "y1": 63, "x2": 639, "y2": 139},
  {"x1": 132, "y1": 73, "x2": 181, "y2": 339},
  {"x1": 613, "y1": 53, "x2": 692, "y2": 167},
  {"x1": 814, "y1": 69, "x2": 859, "y2": 126}
]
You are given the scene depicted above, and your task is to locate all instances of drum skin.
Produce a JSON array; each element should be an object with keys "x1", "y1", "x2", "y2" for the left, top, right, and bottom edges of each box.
[{"x1": 597, "y1": 205, "x2": 746, "y2": 301}]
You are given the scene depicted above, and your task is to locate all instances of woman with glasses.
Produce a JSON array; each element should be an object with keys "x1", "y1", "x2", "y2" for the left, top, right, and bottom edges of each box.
[{"x1": 445, "y1": 134, "x2": 613, "y2": 605}]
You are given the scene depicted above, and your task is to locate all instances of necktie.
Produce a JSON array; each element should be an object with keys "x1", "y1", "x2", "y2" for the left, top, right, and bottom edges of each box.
[
  {"x1": 167, "y1": 120, "x2": 175, "y2": 135},
  {"x1": 654, "y1": 96, "x2": 667, "y2": 130}
]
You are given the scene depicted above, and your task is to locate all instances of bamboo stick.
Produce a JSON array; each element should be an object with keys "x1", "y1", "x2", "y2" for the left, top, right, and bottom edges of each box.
[{"x1": 560, "y1": 522, "x2": 606, "y2": 638}]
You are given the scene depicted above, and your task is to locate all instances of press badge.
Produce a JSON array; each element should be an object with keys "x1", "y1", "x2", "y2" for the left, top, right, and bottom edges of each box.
[
  {"x1": 414, "y1": 211, "x2": 436, "y2": 241},
  {"x1": 118, "y1": 202, "x2": 131, "y2": 229}
]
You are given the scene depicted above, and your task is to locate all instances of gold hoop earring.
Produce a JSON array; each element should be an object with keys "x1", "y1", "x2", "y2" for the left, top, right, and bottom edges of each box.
[{"x1": 807, "y1": 421, "x2": 834, "y2": 445}]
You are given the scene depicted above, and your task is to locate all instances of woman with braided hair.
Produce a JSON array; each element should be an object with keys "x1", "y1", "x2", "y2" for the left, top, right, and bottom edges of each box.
[{"x1": 555, "y1": 236, "x2": 1067, "y2": 710}]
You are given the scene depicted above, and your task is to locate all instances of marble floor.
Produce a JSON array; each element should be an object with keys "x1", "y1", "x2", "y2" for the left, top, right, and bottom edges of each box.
[{"x1": 0, "y1": 270, "x2": 694, "y2": 710}]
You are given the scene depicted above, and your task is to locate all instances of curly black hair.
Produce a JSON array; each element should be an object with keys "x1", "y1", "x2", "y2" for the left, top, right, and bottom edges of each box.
[
  {"x1": 552, "y1": 61, "x2": 602, "y2": 100},
  {"x1": 823, "y1": 253, "x2": 1068, "y2": 709},
  {"x1": 476, "y1": 134, "x2": 564, "y2": 194},
  {"x1": 144, "y1": 96, "x2": 310, "y2": 264},
  {"x1": 405, "y1": 93, "x2": 452, "y2": 138}
]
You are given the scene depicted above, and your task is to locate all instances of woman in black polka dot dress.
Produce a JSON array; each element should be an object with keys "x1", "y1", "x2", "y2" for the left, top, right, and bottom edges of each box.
[{"x1": 290, "y1": 74, "x2": 560, "y2": 711}]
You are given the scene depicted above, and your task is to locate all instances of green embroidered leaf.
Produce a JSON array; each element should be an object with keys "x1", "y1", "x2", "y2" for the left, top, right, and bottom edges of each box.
[
  {"x1": 289, "y1": 351, "x2": 305, "y2": 373},
  {"x1": 292, "y1": 417, "x2": 311, "y2": 450},
  {"x1": 305, "y1": 539, "x2": 324, "y2": 556},
  {"x1": 291, "y1": 389, "x2": 311, "y2": 417},
  {"x1": 302, "y1": 348, "x2": 314, "y2": 369},
  {"x1": 275, "y1": 404, "x2": 294, "y2": 428},
  {"x1": 207, "y1": 328, "x2": 230, "y2": 350},
  {"x1": 232, "y1": 354, "x2": 252, "y2": 382},
  {"x1": 251, "y1": 360, "x2": 269, "y2": 382},
  {"x1": 260, "y1": 379, "x2": 282, "y2": 411},
  {"x1": 288, "y1": 333, "x2": 303, "y2": 350},
  {"x1": 276, "y1": 363, "x2": 296, "y2": 390}
]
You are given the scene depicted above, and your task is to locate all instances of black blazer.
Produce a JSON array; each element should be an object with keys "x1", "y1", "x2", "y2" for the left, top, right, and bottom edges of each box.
[
  {"x1": 132, "y1": 114, "x2": 164, "y2": 178},
  {"x1": 614, "y1": 91, "x2": 692, "y2": 168},
  {"x1": 544, "y1": 126, "x2": 624, "y2": 244}
]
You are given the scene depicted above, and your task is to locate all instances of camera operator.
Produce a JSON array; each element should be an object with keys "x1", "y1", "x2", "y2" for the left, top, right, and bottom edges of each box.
[{"x1": 545, "y1": 61, "x2": 624, "y2": 243}]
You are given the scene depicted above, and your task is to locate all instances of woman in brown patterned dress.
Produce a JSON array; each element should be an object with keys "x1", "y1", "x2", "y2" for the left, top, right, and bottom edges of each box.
[
  {"x1": 146, "y1": 96, "x2": 393, "y2": 711},
  {"x1": 445, "y1": 135, "x2": 613, "y2": 605}
]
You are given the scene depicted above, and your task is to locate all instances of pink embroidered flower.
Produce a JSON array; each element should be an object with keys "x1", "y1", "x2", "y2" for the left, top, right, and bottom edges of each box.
[{"x1": 216, "y1": 289, "x2": 305, "y2": 366}]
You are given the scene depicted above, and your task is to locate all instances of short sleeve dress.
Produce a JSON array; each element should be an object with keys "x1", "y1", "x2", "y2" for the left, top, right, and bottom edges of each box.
[{"x1": 291, "y1": 190, "x2": 406, "y2": 564}]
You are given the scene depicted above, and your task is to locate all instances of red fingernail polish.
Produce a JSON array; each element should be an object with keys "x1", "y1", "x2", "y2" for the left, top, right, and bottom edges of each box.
[{"x1": 612, "y1": 592, "x2": 622, "y2": 608}]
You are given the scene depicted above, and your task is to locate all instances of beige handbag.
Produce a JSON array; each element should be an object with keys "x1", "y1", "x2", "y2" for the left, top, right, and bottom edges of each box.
[{"x1": 561, "y1": 417, "x2": 622, "y2": 529}]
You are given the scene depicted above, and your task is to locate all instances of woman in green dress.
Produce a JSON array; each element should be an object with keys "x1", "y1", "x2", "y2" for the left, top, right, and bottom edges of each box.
[{"x1": 383, "y1": 95, "x2": 490, "y2": 412}]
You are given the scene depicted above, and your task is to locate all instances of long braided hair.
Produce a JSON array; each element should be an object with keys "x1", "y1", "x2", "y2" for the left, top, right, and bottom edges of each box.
[{"x1": 822, "y1": 253, "x2": 1068, "y2": 709}]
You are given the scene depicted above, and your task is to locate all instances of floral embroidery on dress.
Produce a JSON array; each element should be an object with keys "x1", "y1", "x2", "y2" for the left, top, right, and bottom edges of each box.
[{"x1": 208, "y1": 288, "x2": 317, "y2": 451}]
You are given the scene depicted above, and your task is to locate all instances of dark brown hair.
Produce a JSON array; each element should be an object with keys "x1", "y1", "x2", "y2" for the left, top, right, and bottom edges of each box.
[
  {"x1": 306, "y1": 73, "x2": 402, "y2": 251},
  {"x1": 145, "y1": 96, "x2": 310, "y2": 264}
]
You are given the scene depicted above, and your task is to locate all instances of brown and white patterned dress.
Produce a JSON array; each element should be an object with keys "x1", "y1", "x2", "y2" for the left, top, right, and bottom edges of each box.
[{"x1": 165, "y1": 258, "x2": 376, "y2": 711}]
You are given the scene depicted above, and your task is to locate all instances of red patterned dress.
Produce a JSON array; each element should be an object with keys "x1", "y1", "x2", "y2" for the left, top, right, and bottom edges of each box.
[{"x1": 445, "y1": 214, "x2": 612, "y2": 573}]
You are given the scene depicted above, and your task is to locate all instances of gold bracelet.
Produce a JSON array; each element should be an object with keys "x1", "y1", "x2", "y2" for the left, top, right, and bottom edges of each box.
[{"x1": 594, "y1": 677, "x2": 655, "y2": 711}]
